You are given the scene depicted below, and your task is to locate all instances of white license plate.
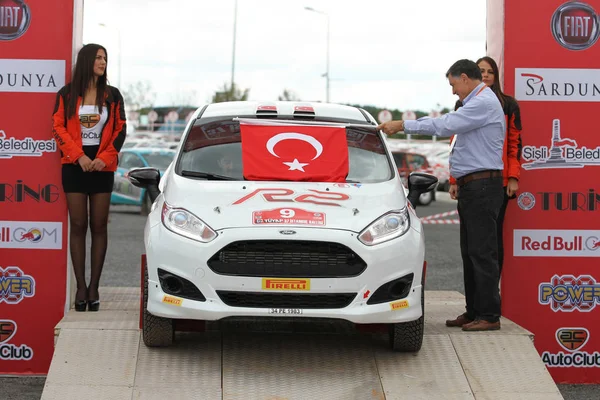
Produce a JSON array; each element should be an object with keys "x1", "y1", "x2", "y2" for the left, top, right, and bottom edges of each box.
[{"x1": 269, "y1": 308, "x2": 303, "y2": 315}]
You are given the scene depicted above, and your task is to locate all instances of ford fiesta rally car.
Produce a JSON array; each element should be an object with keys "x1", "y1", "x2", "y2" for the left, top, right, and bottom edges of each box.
[{"x1": 128, "y1": 101, "x2": 437, "y2": 352}]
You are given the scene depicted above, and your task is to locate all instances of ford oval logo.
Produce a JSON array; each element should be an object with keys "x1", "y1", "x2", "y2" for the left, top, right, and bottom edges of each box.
[{"x1": 279, "y1": 230, "x2": 296, "y2": 235}]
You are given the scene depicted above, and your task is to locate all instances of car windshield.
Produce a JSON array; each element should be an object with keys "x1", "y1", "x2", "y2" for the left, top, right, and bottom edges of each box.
[
  {"x1": 176, "y1": 118, "x2": 394, "y2": 183},
  {"x1": 143, "y1": 152, "x2": 176, "y2": 170}
]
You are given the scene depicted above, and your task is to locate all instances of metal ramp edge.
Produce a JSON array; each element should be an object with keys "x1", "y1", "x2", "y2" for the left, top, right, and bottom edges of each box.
[{"x1": 40, "y1": 287, "x2": 564, "y2": 400}]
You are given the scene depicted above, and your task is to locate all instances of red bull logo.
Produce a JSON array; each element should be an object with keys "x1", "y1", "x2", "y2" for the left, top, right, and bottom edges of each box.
[{"x1": 18, "y1": 228, "x2": 41, "y2": 242}]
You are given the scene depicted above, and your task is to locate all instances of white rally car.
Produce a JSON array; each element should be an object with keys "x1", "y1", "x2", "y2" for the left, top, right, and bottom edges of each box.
[{"x1": 128, "y1": 101, "x2": 437, "y2": 352}]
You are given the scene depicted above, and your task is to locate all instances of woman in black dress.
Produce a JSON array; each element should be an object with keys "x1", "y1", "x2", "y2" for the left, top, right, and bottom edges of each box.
[{"x1": 51, "y1": 44, "x2": 127, "y2": 311}]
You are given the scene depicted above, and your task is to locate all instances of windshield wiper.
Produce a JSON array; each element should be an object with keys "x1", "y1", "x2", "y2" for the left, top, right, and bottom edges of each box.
[{"x1": 181, "y1": 170, "x2": 237, "y2": 181}]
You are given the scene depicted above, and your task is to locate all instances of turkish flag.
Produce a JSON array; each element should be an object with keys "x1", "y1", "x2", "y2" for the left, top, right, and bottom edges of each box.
[{"x1": 241, "y1": 123, "x2": 349, "y2": 182}]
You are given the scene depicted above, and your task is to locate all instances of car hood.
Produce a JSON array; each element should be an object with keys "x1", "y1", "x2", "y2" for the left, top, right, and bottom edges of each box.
[{"x1": 162, "y1": 173, "x2": 408, "y2": 232}]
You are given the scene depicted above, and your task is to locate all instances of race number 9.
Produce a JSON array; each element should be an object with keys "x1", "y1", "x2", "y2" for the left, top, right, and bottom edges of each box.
[{"x1": 280, "y1": 209, "x2": 295, "y2": 218}]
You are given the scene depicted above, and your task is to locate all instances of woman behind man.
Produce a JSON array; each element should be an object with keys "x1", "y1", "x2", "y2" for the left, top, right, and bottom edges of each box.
[
  {"x1": 51, "y1": 43, "x2": 127, "y2": 311},
  {"x1": 449, "y1": 56, "x2": 523, "y2": 275}
]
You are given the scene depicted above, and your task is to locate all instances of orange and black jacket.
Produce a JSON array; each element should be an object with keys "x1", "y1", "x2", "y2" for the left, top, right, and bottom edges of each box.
[
  {"x1": 51, "y1": 84, "x2": 127, "y2": 172},
  {"x1": 449, "y1": 96, "x2": 522, "y2": 187}
]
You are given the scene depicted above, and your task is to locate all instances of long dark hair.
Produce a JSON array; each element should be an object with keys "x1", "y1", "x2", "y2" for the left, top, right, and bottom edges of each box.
[
  {"x1": 476, "y1": 56, "x2": 507, "y2": 108},
  {"x1": 67, "y1": 44, "x2": 108, "y2": 119}
]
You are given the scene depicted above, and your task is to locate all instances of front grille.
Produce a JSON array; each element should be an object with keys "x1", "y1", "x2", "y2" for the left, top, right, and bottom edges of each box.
[
  {"x1": 207, "y1": 240, "x2": 367, "y2": 278},
  {"x1": 216, "y1": 291, "x2": 357, "y2": 309}
]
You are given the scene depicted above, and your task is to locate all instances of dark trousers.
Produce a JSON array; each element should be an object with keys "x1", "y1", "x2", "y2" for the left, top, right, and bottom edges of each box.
[
  {"x1": 457, "y1": 176, "x2": 504, "y2": 323},
  {"x1": 496, "y1": 190, "x2": 510, "y2": 277}
]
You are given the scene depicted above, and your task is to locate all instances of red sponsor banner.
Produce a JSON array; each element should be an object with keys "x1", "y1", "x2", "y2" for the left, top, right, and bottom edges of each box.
[
  {"x1": 252, "y1": 208, "x2": 326, "y2": 226},
  {"x1": 0, "y1": 0, "x2": 81, "y2": 374},
  {"x1": 489, "y1": 0, "x2": 600, "y2": 383}
]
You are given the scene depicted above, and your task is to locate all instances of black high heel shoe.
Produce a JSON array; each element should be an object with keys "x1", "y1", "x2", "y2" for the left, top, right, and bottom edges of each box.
[
  {"x1": 74, "y1": 301, "x2": 87, "y2": 312},
  {"x1": 87, "y1": 300, "x2": 100, "y2": 312}
]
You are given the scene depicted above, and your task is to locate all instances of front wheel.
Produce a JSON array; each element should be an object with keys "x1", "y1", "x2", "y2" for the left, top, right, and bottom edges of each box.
[
  {"x1": 142, "y1": 265, "x2": 174, "y2": 347},
  {"x1": 389, "y1": 278, "x2": 425, "y2": 352}
]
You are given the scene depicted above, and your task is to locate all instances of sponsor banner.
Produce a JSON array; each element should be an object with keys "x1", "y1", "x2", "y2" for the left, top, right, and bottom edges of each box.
[
  {"x1": 0, "y1": 320, "x2": 34, "y2": 361},
  {"x1": 0, "y1": 0, "x2": 80, "y2": 375},
  {"x1": 515, "y1": 68, "x2": 600, "y2": 102},
  {"x1": 490, "y1": 0, "x2": 600, "y2": 384},
  {"x1": 0, "y1": 59, "x2": 65, "y2": 93},
  {"x1": 543, "y1": 327, "x2": 600, "y2": 369},
  {"x1": 538, "y1": 274, "x2": 600, "y2": 312},
  {"x1": 0, "y1": 129, "x2": 58, "y2": 159},
  {"x1": 514, "y1": 230, "x2": 600, "y2": 257},
  {"x1": 0, "y1": 221, "x2": 62, "y2": 250},
  {"x1": 517, "y1": 189, "x2": 600, "y2": 212}
]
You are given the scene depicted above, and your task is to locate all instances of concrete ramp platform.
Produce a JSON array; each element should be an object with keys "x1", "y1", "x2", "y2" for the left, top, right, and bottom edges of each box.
[{"x1": 41, "y1": 287, "x2": 563, "y2": 400}]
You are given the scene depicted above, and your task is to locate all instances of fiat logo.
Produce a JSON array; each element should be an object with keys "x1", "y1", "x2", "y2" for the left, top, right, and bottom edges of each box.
[
  {"x1": 551, "y1": 1, "x2": 600, "y2": 50},
  {"x1": 0, "y1": 0, "x2": 31, "y2": 41},
  {"x1": 279, "y1": 230, "x2": 296, "y2": 235}
]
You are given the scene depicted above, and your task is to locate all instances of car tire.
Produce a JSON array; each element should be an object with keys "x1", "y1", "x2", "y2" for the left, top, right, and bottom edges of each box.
[
  {"x1": 417, "y1": 191, "x2": 433, "y2": 206},
  {"x1": 388, "y1": 275, "x2": 425, "y2": 352},
  {"x1": 142, "y1": 265, "x2": 174, "y2": 347},
  {"x1": 141, "y1": 192, "x2": 152, "y2": 216}
]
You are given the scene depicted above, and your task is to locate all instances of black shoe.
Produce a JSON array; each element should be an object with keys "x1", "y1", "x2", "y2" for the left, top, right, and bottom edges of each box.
[
  {"x1": 74, "y1": 301, "x2": 87, "y2": 312},
  {"x1": 88, "y1": 300, "x2": 100, "y2": 312}
]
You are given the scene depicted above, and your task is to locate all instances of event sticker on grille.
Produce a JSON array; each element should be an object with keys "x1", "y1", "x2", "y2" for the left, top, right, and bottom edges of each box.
[{"x1": 252, "y1": 208, "x2": 325, "y2": 226}]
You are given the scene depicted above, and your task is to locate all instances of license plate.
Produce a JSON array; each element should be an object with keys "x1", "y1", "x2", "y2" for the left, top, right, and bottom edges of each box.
[{"x1": 269, "y1": 308, "x2": 303, "y2": 315}]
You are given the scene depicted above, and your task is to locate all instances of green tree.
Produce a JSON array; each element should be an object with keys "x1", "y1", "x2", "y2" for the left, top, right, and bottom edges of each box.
[
  {"x1": 278, "y1": 89, "x2": 300, "y2": 101},
  {"x1": 122, "y1": 80, "x2": 156, "y2": 112},
  {"x1": 212, "y1": 82, "x2": 250, "y2": 103}
]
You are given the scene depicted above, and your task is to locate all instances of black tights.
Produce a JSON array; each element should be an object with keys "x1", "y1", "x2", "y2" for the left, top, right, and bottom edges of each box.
[{"x1": 66, "y1": 193, "x2": 111, "y2": 302}]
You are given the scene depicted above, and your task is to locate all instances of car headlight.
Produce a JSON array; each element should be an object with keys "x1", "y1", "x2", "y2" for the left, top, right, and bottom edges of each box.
[
  {"x1": 161, "y1": 202, "x2": 217, "y2": 243},
  {"x1": 358, "y1": 208, "x2": 410, "y2": 246}
]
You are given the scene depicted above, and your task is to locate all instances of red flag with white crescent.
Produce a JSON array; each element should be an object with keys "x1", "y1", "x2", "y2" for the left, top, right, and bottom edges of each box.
[{"x1": 240, "y1": 123, "x2": 349, "y2": 182}]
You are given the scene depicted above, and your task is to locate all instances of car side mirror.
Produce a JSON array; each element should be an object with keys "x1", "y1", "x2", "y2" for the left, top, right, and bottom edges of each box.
[
  {"x1": 128, "y1": 167, "x2": 161, "y2": 203},
  {"x1": 406, "y1": 172, "x2": 438, "y2": 209}
]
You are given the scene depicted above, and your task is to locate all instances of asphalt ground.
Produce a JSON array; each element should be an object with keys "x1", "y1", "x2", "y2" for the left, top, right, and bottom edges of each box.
[{"x1": 2, "y1": 191, "x2": 597, "y2": 399}]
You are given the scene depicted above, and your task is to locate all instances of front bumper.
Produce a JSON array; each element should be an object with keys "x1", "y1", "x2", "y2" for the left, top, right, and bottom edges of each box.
[{"x1": 144, "y1": 218, "x2": 425, "y2": 324}]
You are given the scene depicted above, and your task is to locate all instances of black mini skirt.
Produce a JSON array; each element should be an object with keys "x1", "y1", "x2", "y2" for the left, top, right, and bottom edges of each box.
[{"x1": 62, "y1": 145, "x2": 114, "y2": 194}]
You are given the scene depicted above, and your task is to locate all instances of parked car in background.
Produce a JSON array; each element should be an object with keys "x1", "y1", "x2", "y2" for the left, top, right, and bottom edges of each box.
[
  {"x1": 391, "y1": 150, "x2": 437, "y2": 205},
  {"x1": 111, "y1": 148, "x2": 177, "y2": 215}
]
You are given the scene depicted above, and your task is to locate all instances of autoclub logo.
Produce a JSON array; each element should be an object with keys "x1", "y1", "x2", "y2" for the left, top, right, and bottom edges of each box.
[
  {"x1": 521, "y1": 119, "x2": 600, "y2": 170},
  {"x1": 0, "y1": 320, "x2": 33, "y2": 361},
  {"x1": 0, "y1": 0, "x2": 31, "y2": 41},
  {"x1": 0, "y1": 180, "x2": 60, "y2": 203},
  {"x1": 0, "y1": 130, "x2": 57, "y2": 159},
  {"x1": 0, "y1": 266, "x2": 35, "y2": 305},
  {"x1": 551, "y1": 1, "x2": 600, "y2": 51},
  {"x1": 515, "y1": 229, "x2": 600, "y2": 257},
  {"x1": 518, "y1": 189, "x2": 600, "y2": 212},
  {"x1": 543, "y1": 327, "x2": 600, "y2": 368},
  {"x1": 539, "y1": 274, "x2": 600, "y2": 312},
  {"x1": 0, "y1": 221, "x2": 62, "y2": 250}
]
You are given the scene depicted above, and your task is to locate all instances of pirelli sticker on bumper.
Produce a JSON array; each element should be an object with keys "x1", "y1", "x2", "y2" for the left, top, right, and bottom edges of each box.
[
  {"x1": 390, "y1": 300, "x2": 409, "y2": 310},
  {"x1": 262, "y1": 278, "x2": 310, "y2": 291},
  {"x1": 162, "y1": 295, "x2": 182, "y2": 306}
]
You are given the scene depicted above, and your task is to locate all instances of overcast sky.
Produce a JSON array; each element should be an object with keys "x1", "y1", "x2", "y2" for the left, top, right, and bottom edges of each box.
[{"x1": 83, "y1": 0, "x2": 487, "y2": 112}]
